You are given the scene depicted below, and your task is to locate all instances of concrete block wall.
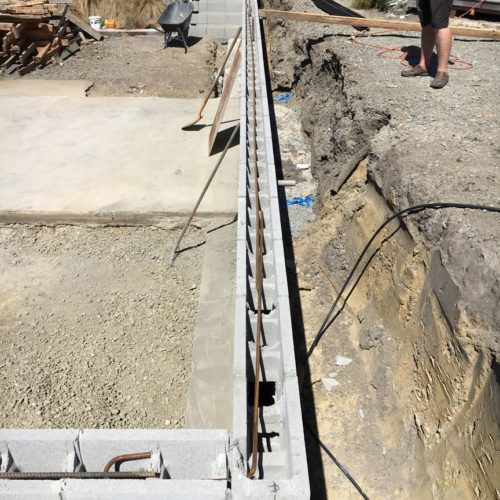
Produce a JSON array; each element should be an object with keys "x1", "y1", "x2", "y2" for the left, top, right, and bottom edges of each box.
[
  {"x1": 189, "y1": 0, "x2": 243, "y2": 40},
  {"x1": 231, "y1": 1, "x2": 310, "y2": 497}
]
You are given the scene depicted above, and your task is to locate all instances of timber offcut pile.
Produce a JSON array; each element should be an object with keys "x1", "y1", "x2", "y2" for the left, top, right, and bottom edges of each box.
[{"x1": 0, "y1": 0, "x2": 103, "y2": 76}]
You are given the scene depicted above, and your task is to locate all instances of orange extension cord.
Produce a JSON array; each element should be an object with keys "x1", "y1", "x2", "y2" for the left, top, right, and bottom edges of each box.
[{"x1": 349, "y1": 0, "x2": 487, "y2": 70}]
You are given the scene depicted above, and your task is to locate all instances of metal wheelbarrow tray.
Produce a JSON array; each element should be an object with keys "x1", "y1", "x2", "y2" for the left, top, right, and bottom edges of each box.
[{"x1": 158, "y1": 1, "x2": 194, "y2": 53}]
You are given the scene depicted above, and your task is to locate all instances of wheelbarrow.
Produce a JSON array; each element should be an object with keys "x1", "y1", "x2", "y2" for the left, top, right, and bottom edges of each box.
[{"x1": 158, "y1": 0, "x2": 194, "y2": 53}]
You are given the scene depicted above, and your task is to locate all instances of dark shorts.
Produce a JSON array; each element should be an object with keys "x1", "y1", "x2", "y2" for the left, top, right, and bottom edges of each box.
[{"x1": 417, "y1": 0, "x2": 453, "y2": 29}]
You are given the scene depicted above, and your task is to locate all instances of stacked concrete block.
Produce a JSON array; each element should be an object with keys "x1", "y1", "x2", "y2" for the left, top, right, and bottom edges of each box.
[
  {"x1": 231, "y1": 0, "x2": 310, "y2": 497},
  {"x1": 0, "y1": 429, "x2": 230, "y2": 499},
  {"x1": 190, "y1": 0, "x2": 243, "y2": 40}
]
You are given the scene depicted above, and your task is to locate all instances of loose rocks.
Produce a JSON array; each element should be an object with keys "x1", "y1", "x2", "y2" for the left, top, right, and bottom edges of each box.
[{"x1": 0, "y1": 222, "x2": 206, "y2": 429}]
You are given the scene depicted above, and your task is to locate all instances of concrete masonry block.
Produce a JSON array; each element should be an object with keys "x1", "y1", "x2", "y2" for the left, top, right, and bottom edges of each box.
[
  {"x1": 232, "y1": 478, "x2": 309, "y2": 499},
  {"x1": 188, "y1": 25, "x2": 207, "y2": 37},
  {"x1": 224, "y1": 13, "x2": 242, "y2": 25},
  {"x1": 205, "y1": 25, "x2": 228, "y2": 39},
  {"x1": 233, "y1": 298, "x2": 248, "y2": 378},
  {"x1": 61, "y1": 480, "x2": 228, "y2": 500},
  {"x1": 0, "y1": 481, "x2": 61, "y2": 500},
  {"x1": 207, "y1": 12, "x2": 227, "y2": 24},
  {"x1": 225, "y1": 0, "x2": 243, "y2": 12},
  {"x1": 206, "y1": 1, "x2": 227, "y2": 12},
  {"x1": 282, "y1": 379, "x2": 309, "y2": 484},
  {"x1": 276, "y1": 297, "x2": 298, "y2": 377},
  {"x1": 235, "y1": 240, "x2": 248, "y2": 298},
  {"x1": 225, "y1": 24, "x2": 242, "y2": 39},
  {"x1": 78, "y1": 430, "x2": 228, "y2": 479},
  {"x1": 236, "y1": 197, "x2": 247, "y2": 240},
  {"x1": 274, "y1": 240, "x2": 289, "y2": 297},
  {"x1": 191, "y1": 11, "x2": 208, "y2": 23},
  {"x1": 269, "y1": 199, "x2": 284, "y2": 243},
  {"x1": 0, "y1": 430, "x2": 79, "y2": 472}
]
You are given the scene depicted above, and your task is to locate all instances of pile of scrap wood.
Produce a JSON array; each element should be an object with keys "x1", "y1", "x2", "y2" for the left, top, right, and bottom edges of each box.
[{"x1": 0, "y1": 0, "x2": 103, "y2": 76}]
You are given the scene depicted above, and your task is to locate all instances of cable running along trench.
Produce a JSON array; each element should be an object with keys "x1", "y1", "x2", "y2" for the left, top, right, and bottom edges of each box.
[
  {"x1": 306, "y1": 203, "x2": 500, "y2": 359},
  {"x1": 301, "y1": 203, "x2": 499, "y2": 499}
]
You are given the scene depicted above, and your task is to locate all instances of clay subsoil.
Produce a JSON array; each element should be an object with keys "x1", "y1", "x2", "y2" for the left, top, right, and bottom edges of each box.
[
  {"x1": 0, "y1": 221, "x2": 207, "y2": 429},
  {"x1": 267, "y1": 0, "x2": 500, "y2": 498},
  {"x1": 1, "y1": 34, "x2": 220, "y2": 97}
]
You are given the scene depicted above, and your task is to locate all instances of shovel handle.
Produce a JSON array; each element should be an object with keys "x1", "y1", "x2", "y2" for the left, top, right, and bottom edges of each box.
[{"x1": 195, "y1": 27, "x2": 242, "y2": 117}]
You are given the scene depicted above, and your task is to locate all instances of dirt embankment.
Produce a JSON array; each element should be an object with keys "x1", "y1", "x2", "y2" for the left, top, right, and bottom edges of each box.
[{"x1": 266, "y1": 0, "x2": 500, "y2": 497}]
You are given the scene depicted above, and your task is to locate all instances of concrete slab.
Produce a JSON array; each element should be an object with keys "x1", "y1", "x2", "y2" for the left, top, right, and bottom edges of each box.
[
  {"x1": 186, "y1": 219, "x2": 236, "y2": 429},
  {"x1": 0, "y1": 80, "x2": 93, "y2": 97},
  {"x1": 0, "y1": 96, "x2": 239, "y2": 220}
]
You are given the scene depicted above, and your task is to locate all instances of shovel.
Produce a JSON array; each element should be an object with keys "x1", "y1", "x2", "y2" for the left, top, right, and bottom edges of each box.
[{"x1": 181, "y1": 27, "x2": 242, "y2": 130}]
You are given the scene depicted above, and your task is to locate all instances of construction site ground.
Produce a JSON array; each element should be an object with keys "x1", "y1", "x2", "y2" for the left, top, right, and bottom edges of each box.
[
  {"x1": 267, "y1": 0, "x2": 500, "y2": 498},
  {"x1": 0, "y1": 222, "x2": 205, "y2": 429},
  {"x1": 0, "y1": 34, "x2": 220, "y2": 98},
  {"x1": 0, "y1": 6, "x2": 499, "y2": 497},
  {"x1": 0, "y1": 34, "x2": 238, "y2": 432}
]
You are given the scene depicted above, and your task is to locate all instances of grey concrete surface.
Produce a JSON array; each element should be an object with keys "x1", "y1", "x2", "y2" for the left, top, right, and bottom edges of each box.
[
  {"x1": 186, "y1": 219, "x2": 236, "y2": 429},
  {"x1": 0, "y1": 80, "x2": 93, "y2": 97},
  {"x1": 0, "y1": 96, "x2": 239, "y2": 219}
]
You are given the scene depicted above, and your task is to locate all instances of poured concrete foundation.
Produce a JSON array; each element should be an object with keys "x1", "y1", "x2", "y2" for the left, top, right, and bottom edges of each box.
[{"x1": 0, "y1": 96, "x2": 238, "y2": 219}]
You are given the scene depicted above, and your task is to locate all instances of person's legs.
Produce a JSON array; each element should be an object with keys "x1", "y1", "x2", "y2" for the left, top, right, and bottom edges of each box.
[
  {"x1": 419, "y1": 25, "x2": 436, "y2": 71},
  {"x1": 435, "y1": 27, "x2": 452, "y2": 72}
]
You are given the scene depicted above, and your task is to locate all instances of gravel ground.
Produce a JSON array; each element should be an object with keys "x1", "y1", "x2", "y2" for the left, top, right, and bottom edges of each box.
[
  {"x1": 1, "y1": 34, "x2": 220, "y2": 98},
  {"x1": 0, "y1": 221, "x2": 206, "y2": 429}
]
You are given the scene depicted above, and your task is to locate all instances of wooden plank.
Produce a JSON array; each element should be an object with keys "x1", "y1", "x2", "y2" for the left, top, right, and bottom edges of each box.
[
  {"x1": 208, "y1": 46, "x2": 241, "y2": 155},
  {"x1": 22, "y1": 27, "x2": 56, "y2": 40},
  {"x1": 11, "y1": 21, "x2": 22, "y2": 38},
  {"x1": 18, "y1": 58, "x2": 37, "y2": 76},
  {"x1": 2, "y1": 53, "x2": 17, "y2": 68},
  {"x1": 19, "y1": 41, "x2": 36, "y2": 63},
  {"x1": 0, "y1": 21, "x2": 14, "y2": 30},
  {"x1": 259, "y1": 8, "x2": 500, "y2": 39},
  {"x1": 65, "y1": 11, "x2": 103, "y2": 40}
]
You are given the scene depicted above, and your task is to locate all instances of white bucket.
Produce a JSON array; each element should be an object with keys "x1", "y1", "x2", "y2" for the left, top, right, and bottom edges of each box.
[{"x1": 88, "y1": 16, "x2": 102, "y2": 30}]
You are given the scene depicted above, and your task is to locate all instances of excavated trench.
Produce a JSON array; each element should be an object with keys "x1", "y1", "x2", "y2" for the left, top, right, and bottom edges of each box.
[{"x1": 265, "y1": 2, "x2": 500, "y2": 498}]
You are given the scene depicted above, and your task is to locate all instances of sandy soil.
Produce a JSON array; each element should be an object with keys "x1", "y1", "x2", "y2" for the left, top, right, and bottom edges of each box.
[
  {"x1": 0, "y1": 221, "x2": 206, "y2": 429},
  {"x1": 1, "y1": 34, "x2": 220, "y2": 98}
]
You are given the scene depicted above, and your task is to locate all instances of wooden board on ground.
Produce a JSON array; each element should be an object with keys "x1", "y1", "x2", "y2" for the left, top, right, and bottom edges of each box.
[
  {"x1": 65, "y1": 11, "x2": 103, "y2": 41},
  {"x1": 208, "y1": 46, "x2": 241, "y2": 155},
  {"x1": 259, "y1": 8, "x2": 500, "y2": 39}
]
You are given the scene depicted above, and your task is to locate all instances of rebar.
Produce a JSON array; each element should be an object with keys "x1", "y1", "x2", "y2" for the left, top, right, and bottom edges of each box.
[
  {"x1": 247, "y1": 4, "x2": 264, "y2": 480},
  {"x1": 104, "y1": 451, "x2": 152, "y2": 472}
]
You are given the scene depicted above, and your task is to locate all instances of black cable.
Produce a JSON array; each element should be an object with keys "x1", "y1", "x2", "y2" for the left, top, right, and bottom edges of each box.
[
  {"x1": 304, "y1": 420, "x2": 370, "y2": 499},
  {"x1": 307, "y1": 203, "x2": 500, "y2": 358},
  {"x1": 302, "y1": 203, "x2": 499, "y2": 498}
]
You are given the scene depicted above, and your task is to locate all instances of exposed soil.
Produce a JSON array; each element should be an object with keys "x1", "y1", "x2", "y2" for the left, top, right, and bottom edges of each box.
[
  {"x1": 267, "y1": 0, "x2": 500, "y2": 497},
  {"x1": 0, "y1": 221, "x2": 207, "y2": 429},
  {"x1": 1, "y1": 34, "x2": 220, "y2": 98}
]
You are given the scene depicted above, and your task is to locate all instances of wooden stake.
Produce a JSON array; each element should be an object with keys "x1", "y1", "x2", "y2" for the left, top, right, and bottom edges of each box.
[{"x1": 260, "y1": 8, "x2": 500, "y2": 39}]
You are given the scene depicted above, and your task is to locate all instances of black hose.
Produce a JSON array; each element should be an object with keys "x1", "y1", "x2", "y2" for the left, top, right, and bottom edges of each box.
[
  {"x1": 303, "y1": 203, "x2": 499, "y2": 499},
  {"x1": 304, "y1": 420, "x2": 370, "y2": 499},
  {"x1": 306, "y1": 203, "x2": 500, "y2": 358}
]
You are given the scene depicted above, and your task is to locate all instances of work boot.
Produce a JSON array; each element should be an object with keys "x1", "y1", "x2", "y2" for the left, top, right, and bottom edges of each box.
[
  {"x1": 430, "y1": 71, "x2": 449, "y2": 89},
  {"x1": 401, "y1": 65, "x2": 429, "y2": 77}
]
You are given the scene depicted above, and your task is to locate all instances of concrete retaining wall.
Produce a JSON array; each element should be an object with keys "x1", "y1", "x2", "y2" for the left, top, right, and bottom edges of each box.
[{"x1": 190, "y1": 0, "x2": 243, "y2": 39}]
